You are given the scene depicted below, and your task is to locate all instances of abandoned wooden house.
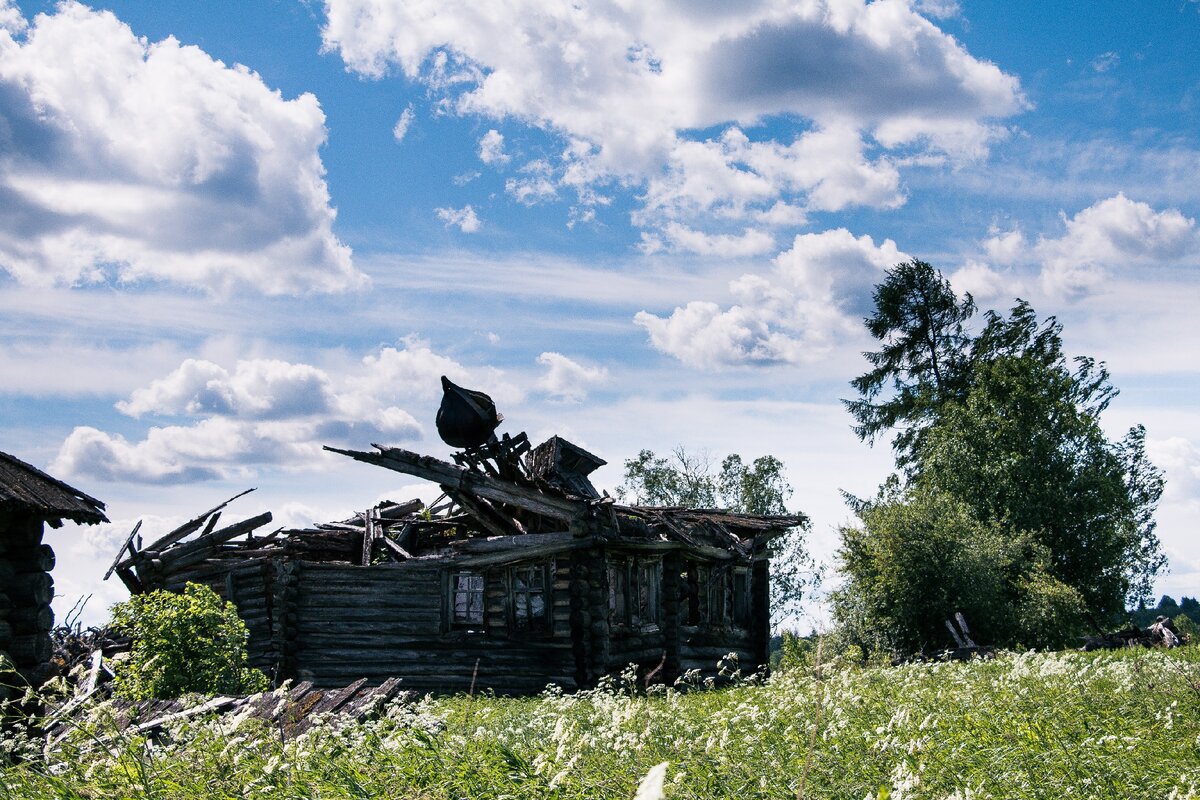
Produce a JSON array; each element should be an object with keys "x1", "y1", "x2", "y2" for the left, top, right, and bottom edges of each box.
[
  {"x1": 110, "y1": 432, "x2": 805, "y2": 695},
  {"x1": 1, "y1": 450, "x2": 108, "y2": 697}
]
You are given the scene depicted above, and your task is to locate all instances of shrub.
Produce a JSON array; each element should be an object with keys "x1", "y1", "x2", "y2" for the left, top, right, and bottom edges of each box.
[{"x1": 109, "y1": 582, "x2": 268, "y2": 700}]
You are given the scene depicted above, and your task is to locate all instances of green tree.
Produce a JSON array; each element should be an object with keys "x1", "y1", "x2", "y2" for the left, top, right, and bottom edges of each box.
[
  {"x1": 844, "y1": 259, "x2": 975, "y2": 467},
  {"x1": 913, "y1": 303, "x2": 1165, "y2": 620},
  {"x1": 837, "y1": 263, "x2": 1165, "y2": 652},
  {"x1": 109, "y1": 582, "x2": 268, "y2": 700},
  {"x1": 618, "y1": 448, "x2": 817, "y2": 619}
]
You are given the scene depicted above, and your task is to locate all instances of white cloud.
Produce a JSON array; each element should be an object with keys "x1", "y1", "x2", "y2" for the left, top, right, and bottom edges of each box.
[
  {"x1": 392, "y1": 105, "x2": 415, "y2": 141},
  {"x1": 321, "y1": 0, "x2": 1025, "y2": 242},
  {"x1": 915, "y1": 0, "x2": 961, "y2": 19},
  {"x1": 983, "y1": 227, "x2": 1026, "y2": 264},
  {"x1": 1036, "y1": 194, "x2": 1198, "y2": 297},
  {"x1": 0, "y1": 0, "x2": 25, "y2": 34},
  {"x1": 50, "y1": 339, "x2": 525, "y2": 485},
  {"x1": 478, "y1": 129, "x2": 509, "y2": 164},
  {"x1": 635, "y1": 229, "x2": 904, "y2": 368},
  {"x1": 505, "y1": 159, "x2": 558, "y2": 206},
  {"x1": 949, "y1": 260, "x2": 1014, "y2": 302},
  {"x1": 1091, "y1": 51, "x2": 1119, "y2": 73},
  {"x1": 536, "y1": 352, "x2": 608, "y2": 402},
  {"x1": 435, "y1": 205, "x2": 482, "y2": 232},
  {"x1": 0, "y1": 3, "x2": 362, "y2": 294}
]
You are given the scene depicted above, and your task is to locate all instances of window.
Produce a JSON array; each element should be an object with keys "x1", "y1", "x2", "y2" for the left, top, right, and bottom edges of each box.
[
  {"x1": 634, "y1": 559, "x2": 661, "y2": 628},
  {"x1": 732, "y1": 568, "x2": 751, "y2": 629},
  {"x1": 608, "y1": 560, "x2": 629, "y2": 625},
  {"x1": 707, "y1": 568, "x2": 727, "y2": 626},
  {"x1": 683, "y1": 561, "x2": 707, "y2": 626},
  {"x1": 511, "y1": 563, "x2": 549, "y2": 630},
  {"x1": 608, "y1": 556, "x2": 661, "y2": 630},
  {"x1": 450, "y1": 572, "x2": 484, "y2": 628}
]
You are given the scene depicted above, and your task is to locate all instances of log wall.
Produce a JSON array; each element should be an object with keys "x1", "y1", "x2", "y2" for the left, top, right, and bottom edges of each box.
[{"x1": 0, "y1": 511, "x2": 57, "y2": 693}]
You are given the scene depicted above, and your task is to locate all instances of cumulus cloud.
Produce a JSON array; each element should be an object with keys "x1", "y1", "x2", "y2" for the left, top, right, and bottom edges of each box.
[
  {"x1": 51, "y1": 339, "x2": 522, "y2": 485},
  {"x1": 536, "y1": 352, "x2": 608, "y2": 402},
  {"x1": 321, "y1": 0, "x2": 1025, "y2": 247},
  {"x1": 635, "y1": 229, "x2": 904, "y2": 368},
  {"x1": 0, "y1": 3, "x2": 361, "y2": 294},
  {"x1": 949, "y1": 260, "x2": 1014, "y2": 302},
  {"x1": 478, "y1": 129, "x2": 509, "y2": 164},
  {"x1": 392, "y1": 105, "x2": 415, "y2": 142},
  {"x1": 435, "y1": 205, "x2": 482, "y2": 232},
  {"x1": 1036, "y1": 194, "x2": 1198, "y2": 297}
]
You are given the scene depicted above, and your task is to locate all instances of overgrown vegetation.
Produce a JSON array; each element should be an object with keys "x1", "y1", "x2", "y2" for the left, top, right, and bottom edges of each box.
[
  {"x1": 108, "y1": 582, "x2": 267, "y2": 700},
  {"x1": 837, "y1": 260, "x2": 1164, "y2": 653},
  {"x1": 3, "y1": 649, "x2": 1198, "y2": 798}
]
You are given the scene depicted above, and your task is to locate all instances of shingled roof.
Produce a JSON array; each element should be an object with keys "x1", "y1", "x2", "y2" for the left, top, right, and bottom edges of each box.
[{"x1": 0, "y1": 450, "x2": 108, "y2": 527}]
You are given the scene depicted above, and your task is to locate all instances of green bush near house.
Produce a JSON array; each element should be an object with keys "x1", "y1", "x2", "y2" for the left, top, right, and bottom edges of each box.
[{"x1": 109, "y1": 582, "x2": 267, "y2": 700}]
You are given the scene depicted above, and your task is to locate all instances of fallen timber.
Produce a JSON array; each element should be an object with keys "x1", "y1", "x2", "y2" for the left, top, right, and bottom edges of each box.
[{"x1": 109, "y1": 434, "x2": 807, "y2": 694}]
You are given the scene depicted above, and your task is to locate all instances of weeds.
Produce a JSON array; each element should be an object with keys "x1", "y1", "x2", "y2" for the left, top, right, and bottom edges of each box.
[{"x1": 1, "y1": 648, "x2": 1198, "y2": 799}]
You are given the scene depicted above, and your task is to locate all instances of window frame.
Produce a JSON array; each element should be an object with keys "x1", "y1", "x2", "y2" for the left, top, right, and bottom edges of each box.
[
  {"x1": 510, "y1": 561, "x2": 552, "y2": 632},
  {"x1": 448, "y1": 570, "x2": 486, "y2": 632}
]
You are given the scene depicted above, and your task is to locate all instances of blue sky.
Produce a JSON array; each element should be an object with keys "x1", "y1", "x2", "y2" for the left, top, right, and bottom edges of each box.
[{"x1": 1, "y1": 0, "x2": 1197, "y2": 627}]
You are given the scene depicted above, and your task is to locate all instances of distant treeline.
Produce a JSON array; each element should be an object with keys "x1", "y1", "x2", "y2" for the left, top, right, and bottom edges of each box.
[{"x1": 1129, "y1": 596, "x2": 1200, "y2": 627}]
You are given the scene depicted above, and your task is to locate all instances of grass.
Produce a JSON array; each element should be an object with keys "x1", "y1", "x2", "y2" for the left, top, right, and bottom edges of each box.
[{"x1": 2, "y1": 648, "x2": 1199, "y2": 799}]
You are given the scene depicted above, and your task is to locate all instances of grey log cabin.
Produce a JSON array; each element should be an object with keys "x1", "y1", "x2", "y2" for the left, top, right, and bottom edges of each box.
[
  {"x1": 112, "y1": 435, "x2": 806, "y2": 695},
  {"x1": 1, "y1": 450, "x2": 107, "y2": 697}
]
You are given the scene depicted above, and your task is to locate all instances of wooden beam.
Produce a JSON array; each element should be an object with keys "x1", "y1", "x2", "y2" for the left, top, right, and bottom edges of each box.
[
  {"x1": 138, "y1": 488, "x2": 256, "y2": 555},
  {"x1": 325, "y1": 445, "x2": 585, "y2": 522},
  {"x1": 103, "y1": 519, "x2": 142, "y2": 581}
]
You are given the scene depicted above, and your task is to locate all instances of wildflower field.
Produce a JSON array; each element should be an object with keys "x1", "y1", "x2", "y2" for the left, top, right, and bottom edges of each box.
[{"x1": 3, "y1": 648, "x2": 1199, "y2": 799}]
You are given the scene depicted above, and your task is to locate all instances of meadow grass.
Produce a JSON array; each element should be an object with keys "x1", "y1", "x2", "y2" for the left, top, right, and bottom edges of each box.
[{"x1": 2, "y1": 647, "x2": 1198, "y2": 799}]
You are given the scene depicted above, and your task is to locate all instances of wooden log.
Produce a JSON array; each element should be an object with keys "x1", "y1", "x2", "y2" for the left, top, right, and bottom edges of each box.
[
  {"x1": 103, "y1": 519, "x2": 143, "y2": 580},
  {"x1": 137, "y1": 488, "x2": 256, "y2": 555},
  {"x1": 158, "y1": 512, "x2": 274, "y2": 567},
  {"x1": 8, "y1": 605, "x2": 53, "y2": 634},
  {"x1": 7, "y1": 632, "x2": 51, "y2": 665},
  {"x1": 9, "y1": 544, "x2": 56, "y2": 573},
  {"x1": 8, "y1": 572, "x2": 53, "y2": 605},
  {"x1": 325, "y1": 445, "x2": 585, "y2": 522}
]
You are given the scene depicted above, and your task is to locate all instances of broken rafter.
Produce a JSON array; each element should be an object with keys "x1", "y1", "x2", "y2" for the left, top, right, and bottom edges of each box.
[
  {"x1": 102, "y1": 519, "x2": 143, "y2": 581},
  {"x1": 325, "y1": 445, "x2": 585, "y2": 523},
  {"x1": 138, "y1": 488, "x2": 256, "y2": 555}
]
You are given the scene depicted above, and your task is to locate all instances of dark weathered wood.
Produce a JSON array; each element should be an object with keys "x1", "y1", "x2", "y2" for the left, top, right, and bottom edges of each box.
[
  {"x1": 8, "y1": 605, "x2": 53, "y2": 634},
  {"x1": 9, "y1": 544, "x2": 56, "y2": 573},
  {"x1": 137, "y1": 488, "x2": 256, "y2": 556},
  {"x1": 158, "y1": 512, "x2": 274, "y2": 566},
  {"x1": 8, "y1": 571, "x2": 52, "y2": 605},
  {"x1": 325, "y1": 445, "x2": 585, "y2": 522},
  {"x1": 103, "y1": 520, "x2": 142, "y2": 580}
]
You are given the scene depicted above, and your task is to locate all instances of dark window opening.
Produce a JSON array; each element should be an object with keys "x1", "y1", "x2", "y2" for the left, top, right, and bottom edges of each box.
[
  {"x1": 609, "y1": 556, "x2": 662, "y2": 630},
  {"x1": 732, "y1": 568, "x2": 751, "y2": 629}
]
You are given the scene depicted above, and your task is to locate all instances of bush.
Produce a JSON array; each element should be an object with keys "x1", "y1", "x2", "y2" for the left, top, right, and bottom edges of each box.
[{"x1": 109, "y1": 582, "x2": 268, "y2": 700}]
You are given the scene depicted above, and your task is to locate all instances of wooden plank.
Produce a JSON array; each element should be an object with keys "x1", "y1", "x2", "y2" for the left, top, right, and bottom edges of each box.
[
  {"x1": 138, "y1": 488, "x2": 257, "y2": 555},
  {"x1": 103, "y1": 520, "x2": 142, "y2": 581},
  {"x1": 325, "y1": 445, "x2": 585, "y2": 522}
]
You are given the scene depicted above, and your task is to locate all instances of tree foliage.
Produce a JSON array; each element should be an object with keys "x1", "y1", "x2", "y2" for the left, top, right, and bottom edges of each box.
[
  {"x1": 845, "y1": 259, "x2": 975, "y2": 466},
  {"x1": 109, "y1": 582, "x2": 268, "y2": 700},
  {"x1": 618, "y1": 448, "x2": 817, "y2": 619},
  {"x1": 837, "y1": 262, "x2": 1165, "y2": 652}
]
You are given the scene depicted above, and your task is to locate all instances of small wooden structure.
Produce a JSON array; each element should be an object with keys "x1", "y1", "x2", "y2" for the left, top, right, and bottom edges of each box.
[
  {"x1": 0, "y1": 451, "x2": 107, "y2": 696},
  {"x1": 114, "y1": 435, "x2": 805, "y2": 694}
]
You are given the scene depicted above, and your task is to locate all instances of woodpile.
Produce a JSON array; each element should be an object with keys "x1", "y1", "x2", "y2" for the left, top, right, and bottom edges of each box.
[{"x1": 1081, "y1": 617, "x2": 1187, "y2": 651}]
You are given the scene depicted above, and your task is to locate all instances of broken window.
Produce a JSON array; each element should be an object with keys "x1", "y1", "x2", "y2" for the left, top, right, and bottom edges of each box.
[
  {"x1": 609, "y1": 556, "x2": 661, "y2": 630},
  {"x1": 511, "y1": 562, "x2": 549, "y2": 630},
  {"x1": 450, "y1": 571, "x2": 485, "y2": 628}
]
